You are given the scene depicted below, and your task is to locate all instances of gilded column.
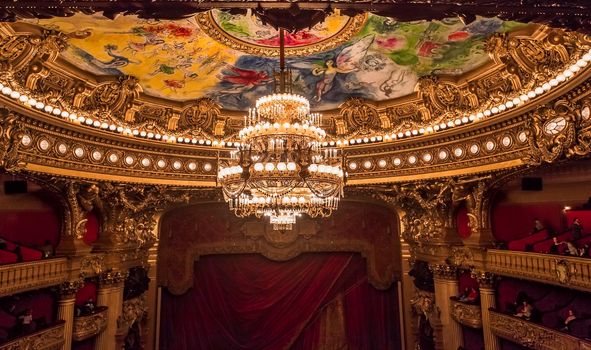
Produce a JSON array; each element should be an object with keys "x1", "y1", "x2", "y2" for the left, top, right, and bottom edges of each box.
[
  {"x1": 58, "y1": 280, "x2": 83, "y2": 350},
  {"x1": 431, "y1": 264, "x2": 463, "y2": 350},
  {"x1": 94, "y1": 271, "x2": 125, "y2": 350},
  {"x1": 474, "y1": 271, "x2": 500, "y2": 350}
]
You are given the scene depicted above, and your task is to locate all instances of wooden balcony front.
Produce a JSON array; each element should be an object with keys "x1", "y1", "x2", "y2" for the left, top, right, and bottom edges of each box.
[
  {"x1": 450, "y1": 299, "x2": 482, "y2": 329},
  {"x1": 72, "y1": 306, "x2": 108, "y2": 342},
  {"x1": 489, "y1": 310, "x2": 591, "y2": 350},
  {"x1": 0, "y1": 321, "x2": 65, "y2": 350},
  {"x1": 0, "y1": 258, "x2": 69, "y2": 297},
  {"x1": 486, "y1": 249, "x2": 591, "y2": 292}
]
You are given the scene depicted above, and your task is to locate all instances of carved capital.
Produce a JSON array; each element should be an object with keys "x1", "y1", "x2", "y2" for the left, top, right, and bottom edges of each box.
[
  {"x1": 430, "y1": 263, "x2": 457, "y2": 280},
  {"x1": 98, "y1": 270, "x2": 125, "y2": 287},
  {"x1": 471, "y1": 270, "x2": 497, "y2": 289},
  {"x1": 59, "y1": 279, "x2": 84, "y2": 299}
]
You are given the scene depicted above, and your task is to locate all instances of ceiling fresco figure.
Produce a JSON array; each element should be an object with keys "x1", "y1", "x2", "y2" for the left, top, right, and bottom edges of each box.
[{"x1": 24, "y1": 11, "x2": 525, "y2": 110}]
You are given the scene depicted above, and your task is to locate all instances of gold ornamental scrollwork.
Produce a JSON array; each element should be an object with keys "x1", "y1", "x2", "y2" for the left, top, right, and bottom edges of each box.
[
  {"x1": 0, "y1": 321, "x2": 65, "y2": 350},
  {"x1": 555, "y1": 259, "x2": 575, "y2": 284},
  {"x1": 58, "y1": 279, "x2": 84, "y2": 299},
  {"x1": 117, "y1": 294, "x2": 146, "y2": 336},
  {"x1": 196, "y1": 11, "x2": 367, "y2": 58},
  {"x1": 0, "y1": 110, "x2": 26, "y2": 173},
  {"x1": 450, "y1": 300, "x2": 482, "y2": 329},
  {"x1": 73, "y1": 306, "x2": 108, "y2": 342},
  {"x1": 524, "y1": 98, "x2": 591, "y2": 165},
  {"x1": 337, "y1": 97, "x2": 384, "y2": 135},
  {"x1": 489, "y1": 310, "x2": 587, "y2": 350}
]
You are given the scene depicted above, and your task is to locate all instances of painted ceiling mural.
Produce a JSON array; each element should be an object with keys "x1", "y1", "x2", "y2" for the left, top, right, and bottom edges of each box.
[{"x1": 25, "y1": 11, "x2": 526, "y2": 111}]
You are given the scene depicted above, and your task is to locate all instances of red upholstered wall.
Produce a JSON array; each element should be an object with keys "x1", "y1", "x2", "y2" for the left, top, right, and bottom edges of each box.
[
  {"x1": 9, "y1": 290, "x2": 57, "y2": 326},
  {"x1": 456, "y1": 206, "x2": 471, "y2": 239},
  {"x1": 491, "y1": 203, "x2": 564, "y2": 242},
  {"x1": 462, "y1": 325, "x2": 484, "y2": 350},
  {"x1": 75, "y1": 282, "x2": 97, "y2": 306},
  {"x1": 0, "y1": 178, "x2": 61, "y2": 248},
  {"x1": 566, "y1": 210, "x2": 591, "y2": 234},
  {"x1": 458, "y1": 271, "x2": 479, "y2": 293},
  {"x1": 73, "y1": 338, "x2": 94, "y2": 350},
  {"x1": 83, "y1": 212, "x2": 99, "y2": 245},
  {"x1": 0, "y1": 211, "x2": 60, "y2": 247}
]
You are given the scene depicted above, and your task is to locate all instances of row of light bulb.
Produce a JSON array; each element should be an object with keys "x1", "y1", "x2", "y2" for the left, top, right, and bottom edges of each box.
[
  {"x1": 218, "y1": 162, "x2": 343, "y2": 178},
  {"x1": 239, "y1": 121, "x2": 327, "y2": 139},
  {"x1": 0, "y1": 82, "x2": 222, "y2": 147},
  {"x1": 1, "y1": 49, "x2": 589, "y2": 149},
  {"x1": 333, "y1": 49, "x2": 591, "y2": 146}
]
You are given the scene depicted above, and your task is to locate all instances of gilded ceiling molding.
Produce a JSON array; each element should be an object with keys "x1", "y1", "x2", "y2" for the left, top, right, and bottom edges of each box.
[
  {"x1": 1, "y1": 23, "x2": 589, "y2": 147},
  {"x1": 196, "y1": 10, "x2": 367, "y2": 57}
]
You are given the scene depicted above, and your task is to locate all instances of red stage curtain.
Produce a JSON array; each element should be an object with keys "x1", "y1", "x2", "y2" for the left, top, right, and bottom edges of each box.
[{"x1": 160, "y1": 253, "x2": 400, "y2": 350}]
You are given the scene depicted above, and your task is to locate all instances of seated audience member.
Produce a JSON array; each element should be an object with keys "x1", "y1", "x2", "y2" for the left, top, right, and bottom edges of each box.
[
  {"x1": 579, "y1": 244, "x2": 590, "y2": 257},
  {"x1": 40, "y1": 240, "x2": 54, "y2": 258},
  {"x1": 550, "y1": 237, "x2": 564, "y2": 254},
  {"x1": 459, "y1": 287, "x2": 478, "y2": 303},
  {"x1": 565, "y1": 241, "x2": 579, "y2": 256},
  {"x1": 83, "y1": 298, "x2": 96, "y2": 315},
  {"x1": 530, "y1": 218, "x2": 545, "y2": 234},
  {"x1": 561, "y1": 309, "x2": 577, "y2": 332},
  {"x1": 17, "y1": 309, "x2": 35, "y2": 335},
  {"x1": 515, "y1": 300, "x2": 534, "y2": 320},
  {"x1": 571, "y1": 218, "x2": 583, "y2": 240}
]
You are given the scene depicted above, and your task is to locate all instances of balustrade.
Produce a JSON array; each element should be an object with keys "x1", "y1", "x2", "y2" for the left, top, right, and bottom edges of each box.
[
  {"x1": 450, "y1": 299, "x2": 482, "y2": 329},
  {"x1": 0, "y1": 321, "x2": 65, "y2": 350},
  {"x1": 0, "y1": 258, "x2": 69, "y2": 297},
  {"x1": 486, "y1": 249, "x2": 591, "y2": 292},
  {"x1": 489, "y1": 310, "x2": 591, "y2": 350}
]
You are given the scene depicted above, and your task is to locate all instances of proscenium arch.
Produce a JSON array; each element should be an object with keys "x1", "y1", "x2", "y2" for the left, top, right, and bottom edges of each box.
[{"x1": 157, "y1": 197, "x2": 402, "y2": 295}]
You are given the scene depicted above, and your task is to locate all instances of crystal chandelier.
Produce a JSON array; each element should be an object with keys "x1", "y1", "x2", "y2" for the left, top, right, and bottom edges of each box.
[{"x1": 218, "y1": 29, "x2": 345, "y2": 230}]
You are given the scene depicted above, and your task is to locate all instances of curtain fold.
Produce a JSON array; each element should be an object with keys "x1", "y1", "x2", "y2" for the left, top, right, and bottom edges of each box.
[{"x1": 160, "y1": 253, "x2": 399, "y2": 350}]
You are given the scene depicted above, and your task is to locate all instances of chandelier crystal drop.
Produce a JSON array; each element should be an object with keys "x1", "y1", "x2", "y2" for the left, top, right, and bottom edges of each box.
[{"x1": 218, "y1": 28, "x2": 345, "y2": 230}]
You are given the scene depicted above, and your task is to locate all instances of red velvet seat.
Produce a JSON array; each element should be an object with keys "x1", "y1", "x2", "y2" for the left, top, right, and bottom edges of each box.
[
  {"x1": 532, "y1": 232, "x2": 573, "y2": 253},
  {"x1": 0, "y1": 310, "x2": 16, "y2": 329},
  {"x1": 19, "y1": 246, "x2": 43, "y2": 262},
  {"x1": 0, "y1": 250, "x2": 18, "y2": 264},
  {"x1": 507, "y1": 230, "x2": 549, "y2": 251}
]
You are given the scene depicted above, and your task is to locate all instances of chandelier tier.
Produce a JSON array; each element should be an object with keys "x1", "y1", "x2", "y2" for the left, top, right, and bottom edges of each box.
[{"x1": 218, "y1": 28, "x2": 345, "y2": 230}]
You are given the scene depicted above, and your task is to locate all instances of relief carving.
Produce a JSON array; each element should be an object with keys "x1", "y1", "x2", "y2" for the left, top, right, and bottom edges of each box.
[
  {"x1": 176, "y1": 98, "x2": 221, "y2": 135},
  {"x1": 82, "y1": 75, "x2": 142, "y2": 119},
  {"x1": 0, "y1": 110, "x2": 26, "y2": 173},
  {"x1": 524, "y1": 98, "x2": 591, "y2": 165},
  {"x1": 337, "y1": 98, "x2": 384, "y2": 135},
  {"x1": 450, "y1": 300, "x2": 482, "y2": 329}
]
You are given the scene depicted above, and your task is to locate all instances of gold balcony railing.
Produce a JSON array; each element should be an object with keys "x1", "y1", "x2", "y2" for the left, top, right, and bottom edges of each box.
[
  {"x1": 450, "y1": 299, "x2": 482, "y2": 329},
  {"x1": 489, "y1": 310, "x2": 591, "y2": 350},
  {"x1": 486, "y1": 249, "x2": 591, "y2": 292},
  {"x1": 0, "y1": 321, "x2": 65, "y2": 350},
  {"x1": 72, "y1": 306, "x2": 108, "y2": 342},
  {"x1": 0, "y1": 258, "x2": 69, "y2": 297}
]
